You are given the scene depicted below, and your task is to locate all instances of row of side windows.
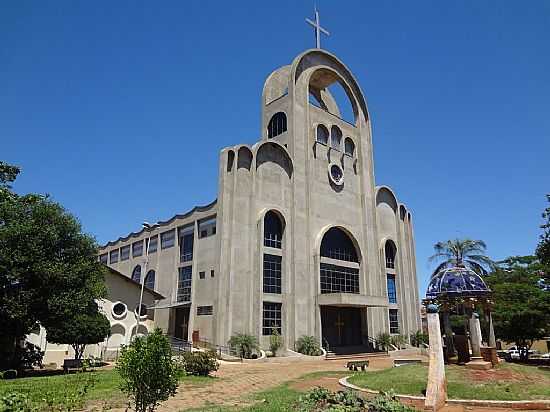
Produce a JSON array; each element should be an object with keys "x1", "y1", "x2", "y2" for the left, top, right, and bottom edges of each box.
[
  {"x1": 316, "y1": 124, "x2": 355, "y2": 156},
  {"x1": 100, "y1": 218, "x2": 216, "y2": 265}
]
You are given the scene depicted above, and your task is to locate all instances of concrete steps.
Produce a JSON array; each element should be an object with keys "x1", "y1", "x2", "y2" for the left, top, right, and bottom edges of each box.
[{"x1": 325, "y1": 351, "x2": 389, "y2": 360}]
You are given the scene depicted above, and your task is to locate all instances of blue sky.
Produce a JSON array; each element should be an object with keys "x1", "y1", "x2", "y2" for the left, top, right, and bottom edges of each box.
[{"x1": 2, "y1": 1, "x2": 549, "y2": 295}]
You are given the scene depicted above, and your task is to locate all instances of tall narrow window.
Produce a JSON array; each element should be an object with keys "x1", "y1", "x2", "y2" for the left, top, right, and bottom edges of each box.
[
  {"x1": 120, "y1": 245, "x2": 130, "y2": 261},
  {"x1": 177, "y1": 266, "x2": 192, "y2": 302},
  {"x1": 330, "y1": 125, "x2": 342, "y2": 149},
  {"x1": 109, "y1": 249, "x2": 119, "y2": 264},
  {"x1": 262, "y1": 302, "x2": 282, "y2": 335},
  {"x1": 387, "y1": 274, "x2": 397, "y2": 304},
  {"x1": 267, "y1": 112, "x2": 287, "y2": 138},
  {"x1": 316, "y1": 124, "x2": 329, "y2": 144},
  {"x1": 132, "y1": 265, "x2": 141, "y2": 283},
  {"x1": 132, "y1": 240, "x2": 143, "y2": 257},
  {"x1": 263, "y1": 254, "x2": 282, "y2": 294},
  {"x1": 148, "y1": 235, "x2": 158, "y2": 253},
  {"x1": 178, "y1": 225, "x2": 194, "y2": 262},
  {"x1": 344, "y1": 137, "x2": 355, "y2": 156},
  {"x1": 145, "y1": 270, "x2": 155, "y2": 290},
  {"x1": 160, "y1": 230, "x2": 175, "y2": 250},
  {"x1": 389, "y1": 309, "x2": 399, "y2": 334},
  {"x1": 385, "y1": 241, "x2": 396, "y2": 269},
  {"x1": 264, "y1": 211, "x2": 283, "y2": 248}
]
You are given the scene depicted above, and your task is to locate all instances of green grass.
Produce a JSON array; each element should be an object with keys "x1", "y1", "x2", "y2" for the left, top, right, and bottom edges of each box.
[
  {"x1": 0, "y1": 368, "x2": 213, "y2": 411},
  {"x1": 348, "y1": 363, "x2": 550, "y2": 401}
]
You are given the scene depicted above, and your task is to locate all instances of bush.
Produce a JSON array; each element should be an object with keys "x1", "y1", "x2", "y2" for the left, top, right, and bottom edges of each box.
[
  {"x1": 181, "y1": 350, "x2": 218, "y2": 376},
  {"x1": 390, "y1": 334, "x2": 407, "y2": 349},
  {"x1": 0, "y1": 392, "x2": 36, "y2": 412},
  {"x1": 228, "y1": 333, "x2": 259, "y2": 359},
  {"x1": 410, "y1": 331, "x2": 428, "y2": 347},
  {"x1": 116, "y1": 329, "x2": 178, "y2": 412},
  {"x1": 269, "y1": 328, "x2": 283, "y2": 357},
  {"x1": 295, "y1": 388, "x2": 418, "y2": 412},
  {"x1": 376, "y1": 333, "x2": 392, "y2": 351},
  {"x1": 295, "y1": 336, "x2": 322, "y2": 356}
]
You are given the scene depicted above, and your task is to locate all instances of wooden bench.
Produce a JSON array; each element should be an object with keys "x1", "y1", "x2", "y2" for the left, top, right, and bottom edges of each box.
[
  {"x1": 62, "y1": 359, "x2": 83, "y2": 373},
  {"x1": 346, "y1": 360, "x2": 369, "y2": 371},
  {"x1": 394, "y1": 358, "x2": 422, "y2": 367}
]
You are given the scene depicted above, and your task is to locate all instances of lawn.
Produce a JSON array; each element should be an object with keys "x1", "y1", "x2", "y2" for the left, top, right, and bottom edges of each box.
[
  {"x1": 0, "y1": 368, "x2": 212, "y2": 411},
  {"x1": 347, "y1": 363, "x2": 550, "y2": 401}
]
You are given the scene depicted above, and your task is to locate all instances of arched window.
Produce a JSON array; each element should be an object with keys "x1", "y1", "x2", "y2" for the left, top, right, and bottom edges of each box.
[
  {"x1": 344, "y1": 138, "x2": 355, "y2": 156},
  {"x1": 385, "y1": 240, "x2": 397, "y2": 269},
  {"x1": 330, "y1": 126, "x2": 342, "y2": 149},
  {"x1": 145, "y1": 270, "x2": 156, "y2": 290},
  {"x1": 267, "y1": 112, "x2": 287, "y2": 138},
  {"x1": 320, "y1": 228, "x2": 358, "y2": 263},
  {"x1": 316, "y1": 124, "x2": 329, "y2": 145},
  {"x1": 320, "y1": 227, "x2": 360, "y2": 294},
  {"x1": 131, "y1": 265, "x2": 141, "y2": 283},
  {"x1": 264, "y1": 211, "x2": 283, "y2": 248}
]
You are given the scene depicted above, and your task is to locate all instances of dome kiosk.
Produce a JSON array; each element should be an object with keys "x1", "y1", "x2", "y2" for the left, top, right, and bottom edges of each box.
[{"x1": 424, "y1": 266, "x2": 496, "y2": 368}]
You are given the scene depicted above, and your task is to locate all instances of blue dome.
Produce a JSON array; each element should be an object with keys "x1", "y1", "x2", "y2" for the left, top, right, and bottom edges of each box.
[{"x1": 426, "y1": 266, "x2": 490, "y2": 299}]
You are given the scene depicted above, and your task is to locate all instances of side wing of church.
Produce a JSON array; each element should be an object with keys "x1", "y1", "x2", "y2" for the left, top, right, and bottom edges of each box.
[{"x1": 99, "y1": 49, "x2": 421, "y2": 353}]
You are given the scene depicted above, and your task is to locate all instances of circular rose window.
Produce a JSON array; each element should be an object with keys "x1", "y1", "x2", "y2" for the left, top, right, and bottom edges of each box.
[
  {"x1": 328, "y1": 163, "x2": 344, "y2": 186},
  {"x1": 112, "y1": 302, "x2": 127, "y2": 319}
]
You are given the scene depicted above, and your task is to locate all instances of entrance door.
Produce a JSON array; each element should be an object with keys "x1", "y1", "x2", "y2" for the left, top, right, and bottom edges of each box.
[
  {"x1": 321, "y1": 306, "x2": 362, "y2": 348},
  {"x1": 174, "y1": 307, "x2": 190, "y2": 341}
]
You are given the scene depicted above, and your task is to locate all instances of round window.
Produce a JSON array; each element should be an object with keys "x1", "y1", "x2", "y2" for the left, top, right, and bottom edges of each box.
[
  {"x1": 135, "y1": 304, "x2": 148, "y2": 318},
  {"x1": 112, "y1": 302, "x2": 127, "y2": 318},
  {"x1": 328, "y1": 163, "x2": 344, "y2": 186}
]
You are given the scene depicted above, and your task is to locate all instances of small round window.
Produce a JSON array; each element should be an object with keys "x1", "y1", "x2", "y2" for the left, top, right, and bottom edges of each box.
[
  {"x1": 328, "y1": 163, "x2": 344, "y2": 186},
  {"x1": 135, "y1": 304, "x2": 148, "y2": 318},
  {"x1": 112, "y1": 302, "x2": 127, "y2": 318}
]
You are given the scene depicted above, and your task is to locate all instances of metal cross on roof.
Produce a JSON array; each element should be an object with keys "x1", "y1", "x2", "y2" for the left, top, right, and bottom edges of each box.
[{"x1": 306, "y1": 8, "x2": 330, "y2": 49}]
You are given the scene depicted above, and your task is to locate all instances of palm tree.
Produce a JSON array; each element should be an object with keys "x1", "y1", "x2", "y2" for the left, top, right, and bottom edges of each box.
[{"x1": 429, "y1": 238, "x2": 494, "y2": 277}]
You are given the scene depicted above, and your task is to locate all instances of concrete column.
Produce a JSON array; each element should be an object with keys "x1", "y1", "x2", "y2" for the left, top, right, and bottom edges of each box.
[
  {"x1": 488, "y1": 312, "x2": 496, "y2": 348},
  {"x1": 425, "y1": 304, "x2": 447, "y2": 412},
  {"x1": 469, "y1": 312, "x2": 482, "y2": 358}
]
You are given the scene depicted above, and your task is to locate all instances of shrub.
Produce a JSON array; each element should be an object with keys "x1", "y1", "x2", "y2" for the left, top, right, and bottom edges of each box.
[
  {"x1": 295, "y1": 388, "x2": 418, "y2": 412},
  {"x1": 0, "y1": 392, "x2": 36, "y2": 412},
  {"x1": 269, "y1": 328, "x2": 283, "y2": 357},
  {"x1": 295, "y1": 335, "x2": 322, "y2": 356},
  {"x1": 376, "y1": 333, "x2": 392, "y2": 351},
  {"x1": 228, "y1": 333, "x2": 259, "y2": 359},
  {"x1": 410, "y1": 330, "x2": 428, "y2": 347},
  {"x1": 116, "y1": 329, "x2": 178, "y2": 412},
  {"x1": 181, "y1": 350, "x2": 218, "y2": 376},
  {"x1": 390, "y1": 334, "x2": 407, "y2": 349}
]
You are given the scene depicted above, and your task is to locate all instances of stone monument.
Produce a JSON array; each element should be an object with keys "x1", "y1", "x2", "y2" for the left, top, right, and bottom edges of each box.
[{"x1": 425, "y1": 304, "x2": 447, "y2": 412}]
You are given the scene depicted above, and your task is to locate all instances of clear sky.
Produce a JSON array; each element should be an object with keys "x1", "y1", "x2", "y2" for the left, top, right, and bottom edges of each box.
[{"x1": 2, "y1": 1, "x2": 549, "y2": 296}]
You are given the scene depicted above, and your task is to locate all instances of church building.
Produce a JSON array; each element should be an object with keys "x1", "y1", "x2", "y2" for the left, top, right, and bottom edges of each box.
[{"x1": 99, "y1": 48, "x2": 421, "y2": 353}]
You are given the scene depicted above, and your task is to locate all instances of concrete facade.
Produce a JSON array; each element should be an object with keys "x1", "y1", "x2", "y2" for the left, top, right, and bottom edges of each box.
[{"x1": 98, "y1": 49, "x2": 421, "y2": 352}]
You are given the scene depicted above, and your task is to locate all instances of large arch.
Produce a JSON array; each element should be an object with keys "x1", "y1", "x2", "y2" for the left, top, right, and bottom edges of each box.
[
  {"x1": 255, "y1": 141, "x2": 293, "y2": 179},
  {"x1": 290, "y1": 49, "x2": 371, "y2": 125},
  {"x1": 237, "y1": 146, "x2": 253, "y2": 170},
  {"x1": 108, "y1": 323, "x2": 126, "y2": 348},
  {"x1": 375, "y1": 186, "x2": 399, "y2": 212}
]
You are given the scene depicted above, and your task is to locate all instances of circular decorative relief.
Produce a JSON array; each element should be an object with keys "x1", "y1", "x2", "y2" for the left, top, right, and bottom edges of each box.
[
  {"x1": 328, "y1": 163, "x2": 344, "y2": 186},
  {"x1": 134, "y1": 304, "x2": 148, "y2": 318},
  {"x1": 112, "y1": 302, "x2": 127, "y2": 319}
]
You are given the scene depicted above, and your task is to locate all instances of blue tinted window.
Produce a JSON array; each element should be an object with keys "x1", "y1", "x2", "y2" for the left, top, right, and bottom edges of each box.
[{"x1": 387, "y1": 274, "x2": 397, "y2": 304}]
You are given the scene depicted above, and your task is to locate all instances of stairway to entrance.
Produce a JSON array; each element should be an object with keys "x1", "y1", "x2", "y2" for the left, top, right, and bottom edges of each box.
[{"x1": 324, "y1": 345, "x2": 388, "y2": 360}]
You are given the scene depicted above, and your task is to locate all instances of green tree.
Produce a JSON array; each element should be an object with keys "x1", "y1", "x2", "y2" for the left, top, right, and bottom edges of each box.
[
  {"x1": 0, "y1": 161, "x2": 108, "y2": 370},
  {"x1": 116, "y1": 329, "x2": 178, "y2": 412},
  {"x1": 429, "y1": 238, "x2": 494, "y2": 277},
  {"x1": 486, "y1": 256, "x2": 550, "y2": 352},
  {"x1": 536, "y1": 194, "x2": 550, "y2": 284},
  {"x1": 269, "y1": 328, "x2": 283, "y2": 356},
  {"x1": 46, "y1": 309, "x2": 110, "y2": 359}
]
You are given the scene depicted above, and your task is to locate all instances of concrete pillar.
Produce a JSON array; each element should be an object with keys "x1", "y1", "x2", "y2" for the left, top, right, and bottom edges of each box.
[
  {"x1": 469, "y1": 312, "x2": 482, "y2": 358},
  {"x1": 488, "y1": 312, "x2": 496, "y2": 348},
  {"x1": 425, "y1": 304, "x2": 447, "y2": 412}
]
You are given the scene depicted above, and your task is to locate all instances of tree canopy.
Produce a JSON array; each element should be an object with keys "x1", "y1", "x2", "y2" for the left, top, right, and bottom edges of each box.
[
  {"x1": 536, "y1": 194, "x2": 550, "y2": 284},
  {"x1": 486, "y1": 256, "x2": 550, "y2": 349},
  {"x1": 0, "y1": 161, "x2": 109, "y2": 369},
  {"x1": 429, "y1": 238, "x2": 494, "y2": 277}
]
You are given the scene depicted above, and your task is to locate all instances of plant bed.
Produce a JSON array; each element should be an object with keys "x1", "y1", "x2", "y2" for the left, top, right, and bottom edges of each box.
[{"x1": 347, "y1": 363, "x2": 550, "y2": 401}]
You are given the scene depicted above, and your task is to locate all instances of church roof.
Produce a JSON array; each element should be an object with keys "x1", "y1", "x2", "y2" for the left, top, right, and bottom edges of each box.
[{"x1": 425, "y1": 266, "x2": 491, "y2": 299}]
